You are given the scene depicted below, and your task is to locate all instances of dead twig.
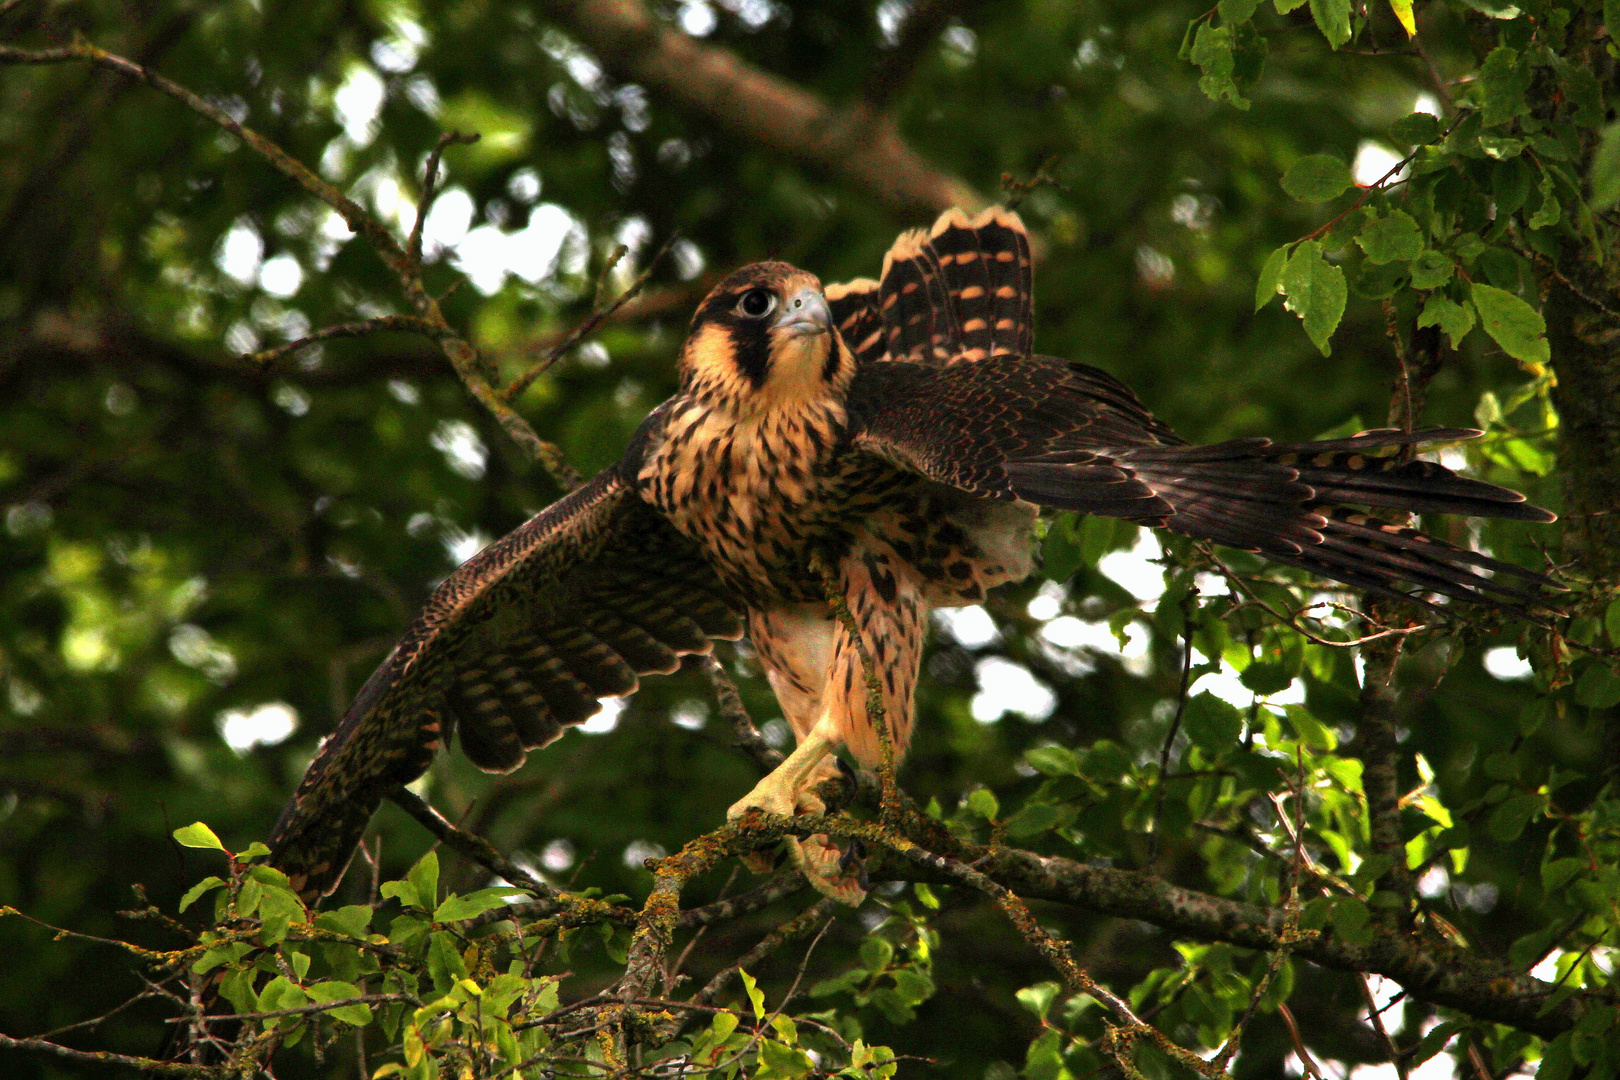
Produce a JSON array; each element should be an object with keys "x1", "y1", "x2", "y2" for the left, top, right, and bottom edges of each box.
[{"x1": 501, "y1": 232, "x2": 679, "y2": 402}]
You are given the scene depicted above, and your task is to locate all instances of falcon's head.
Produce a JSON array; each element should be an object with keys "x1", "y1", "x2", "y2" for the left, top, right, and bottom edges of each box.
[{"x1": 680, "y1": 262, "x2": 851, "y2": 412}]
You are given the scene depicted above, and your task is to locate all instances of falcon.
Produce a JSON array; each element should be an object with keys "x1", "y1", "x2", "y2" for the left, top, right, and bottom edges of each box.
[{"x1": 268, "y1": 206, "x2": 1555, "y2": 905}]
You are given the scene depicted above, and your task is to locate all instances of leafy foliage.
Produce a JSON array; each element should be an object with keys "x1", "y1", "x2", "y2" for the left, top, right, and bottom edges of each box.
[{"x1": 1, "y1": 1, "x2": 1618, "y2": 1079}]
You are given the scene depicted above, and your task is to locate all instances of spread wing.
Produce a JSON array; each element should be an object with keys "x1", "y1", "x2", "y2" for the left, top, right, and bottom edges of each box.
[
  {"x1": 825, "y1": 206, "x2": 1033, "y2": 366},
  {"x1": 847, "y1": 355, "x2": 1556, "y2": 609},
  {"x1": 268, "y1": 465, "x2": 743, "y2": 899}
]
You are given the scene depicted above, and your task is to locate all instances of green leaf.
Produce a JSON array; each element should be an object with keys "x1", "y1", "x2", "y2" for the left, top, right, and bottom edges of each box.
[
  {"x1": 760, "y1": 1038, "x2": 814, "y2": 1077},
  {"x1": 1587, "y1": 123, "x2": 1620, "y2": 208},
  {"x1": 179, "y1": 876, "x2": 227, "y2": 913},
  {"x1": 1575, "y1": 664, "x2": 1620, "y2": 709},
  {"x1": 1283, "y1": 705, "x2": 1337, "y2": 750},
  {"x1": 1605, "y1": 598, "x2": 1620, "y2": 646},
  {"x1": 427, "y1": 930, "x2": 468, "y2": 994},
  {"x1": 1024, "y1": 744, "x2": 1080, "y2": 776},
  {"x1": 1540, "y1": 1032, "x2": 1575, "y2": 1080},
  {"x1": 1480, "y1": 47, "x2": 1531, "y2": 127},
  {"x1": 1218, "y1": 0, "x2": 1261, "y2": 21},
  {"x1": 408, "y1": 850, "x2": 439, "y2": 912},
  {"x1": 1279, "y1": 240, "x2": 1347, "y2": 355},
  {"x1": 1478, "y1": 134, "x2": 1525, "y2": 160},
  {"x1": 1471, "y1": 283, "x2": 1550, "y2": 366},
  {"x1": 1494, "y1": 158, "x2": 1531, "y2": 218},
  {"x1": 1390, "y1": 112, "x2": 1440, "y2": 145},
  {"x1": 892, "y1": 968, "x2": 935, "y2": 1006},
  {"x1": 1189, "y1": 23, "x2": 1250, "y2": 110},
  {"x1": 1182, "y1": 692, "x2": 1244, "y2": 751},
  {"x1": 859, "y1": 937, "x2": 894, "y2": 973},
  {"x1": 1255, "y1": 244, "x2": 1290, "y2": 311},
  {"x1": 1541, "y1": 857, "x2": 1584, "y2": 893},
  {"x1": 1275, "y1": 0, "x2": 1307, "y2": 10},
  {"x1": 965, "y1": 787, "x2": 999, "y2": 820},
  {"x1": 1488, "y1": 792, "x2": 1542, "y2": 841},
  {"x1": 434, "y1": 887, "x2": 529, "y2": 923},
  {"x1": 1387, "y1": 0, "x2": 1416, "y2": 35},
  {"x1": 1529, "y1": 178, "x2": 1562, "y2": 230},
  {"x1": 1409, "y1": 1021, "x2": 1463, "y2": 1065},
  {"x1": 1040, "y1": 518, "x2": 1084, "y2": 583},
  {"x1": 740, "y1": 968, "x2": 767, "y2": 1018},
  {"x1": 307, "y1": 980, "x2": 372, "y2": 1026},
  {"x1": 1005, "y1": 802, "x2": 1062, "y2": 839},
  {"x1": 1308, "y1": 0, "x2": 1351, "y2": 47},
  {"x1": 1356, "y1": 211, "x2": 1423, "y2": 265},
  {"x1": 1281, "y1": 155, "x2": 1353, "y2": 202},
  {"x1": 1016, "y1": 982, "x2": 1062, "y2": 1020},
  {"x1": 239, "y1": 842, "x2": 271, "y2": 861},
  {"x1": 173, "y1": 822, "x2": 226, "y2": 851},
  {"x1": 314, "y1": 905, "x2": 374, "y2": 939},
  {"x1": 1409, "y1": 251, "x2": 1453, "y2": 290},
  {"x1": 1459, "y1": 0, "x2": 1521, "y2": 16},
  {"x1": 1417, "y1": 296, "x2": 1476, "y2": 349}
]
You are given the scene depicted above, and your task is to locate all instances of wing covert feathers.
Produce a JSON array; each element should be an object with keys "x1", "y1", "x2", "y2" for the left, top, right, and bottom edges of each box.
[
  {"x1": 826, "y1": 206, "x2": 1034, "y2": 365},
  {"x1": 268, "y1": 469, "x2": 742, "y2": 900},
  {"x1": 851, "y1": 356, "x2": 1557, "y2": 611}
]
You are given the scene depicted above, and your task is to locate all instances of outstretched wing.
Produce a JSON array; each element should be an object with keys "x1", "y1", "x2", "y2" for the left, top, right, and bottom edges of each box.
[
  {"x1": 847, "y1": 355, "x2": 1557, "y2": 608},
  {"x1": 269, "y1": 465, "x2": 743, "y2": 900},
  {"x1": 824, "y1": 206, "x2": 1034, "y2": 365}
]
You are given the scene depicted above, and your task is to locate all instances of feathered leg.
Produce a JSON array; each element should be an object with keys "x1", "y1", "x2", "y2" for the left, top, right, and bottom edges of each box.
[{"x1": 730, "y1": 550, "x2": 925, "y2": 904}]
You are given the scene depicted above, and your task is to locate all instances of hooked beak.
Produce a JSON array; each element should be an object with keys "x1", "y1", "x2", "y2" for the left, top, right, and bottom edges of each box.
[{"x1": 774, "y1": 287, "x2": 832, "y2": 338}]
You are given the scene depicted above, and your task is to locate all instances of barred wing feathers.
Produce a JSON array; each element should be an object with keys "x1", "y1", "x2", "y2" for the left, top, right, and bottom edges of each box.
[
  {"x1": 269, "y1": 468, "x2": 743, "y2": 899},
  {"x1": 848, "y1": 355, "x2": 1556, "y2": 609},
  {"x1": 825, "y1": 206, "x2": 1034, "y2": 365}
]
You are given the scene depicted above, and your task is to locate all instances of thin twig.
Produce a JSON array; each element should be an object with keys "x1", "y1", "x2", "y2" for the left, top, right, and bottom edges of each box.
[
  {"x1": 689, "y1": 897, "x2": 837, "y2": 1008},
  {"x1": 501, "y1": 232, "x2": 679, "y2": 402},
  {"x1": 677, "y1": 871, "x2": 807, "y2": 929},
  {"x1": 408, "y1": 130, "x2": 480, "y2": 267},
  {"x1": 1150, "y1": 590, "x2": 1199, "y2": 856},
  {"x1": 1277, "y1": 1003, "x2": 1327, "y2": 1080},
  {"x1": 702, "y1": 654, "x2": 783, "y2": 773},
  {"x1": 0, "y1": 1032, "x2": 230, "y2": 1077},
  {"x1": 1360, "y1": 975, "x2": 1411, "y2": 1080},
  {"x1": 1203, "y1": 547, "x2": 1437, "y2": 647},
  {"x1": 175, "y1": 993, "x2": 419, "y2": 1025},
  {"x1": 386, "y1": 787, "x2": 557, "y2": 900},
  {"x1": 244, "y1": 316, "x2": 441, "y2": 368}
]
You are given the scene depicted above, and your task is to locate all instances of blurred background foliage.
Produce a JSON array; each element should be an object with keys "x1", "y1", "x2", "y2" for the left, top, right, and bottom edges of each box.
[{"x1": 0, "y1": 0, "x2": 1614, "y2": 1077}]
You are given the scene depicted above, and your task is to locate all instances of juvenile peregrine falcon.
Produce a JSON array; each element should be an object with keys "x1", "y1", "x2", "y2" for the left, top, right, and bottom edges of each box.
[{"x1": 268, "y1": 207, "x2": 1554, "y2": 904}]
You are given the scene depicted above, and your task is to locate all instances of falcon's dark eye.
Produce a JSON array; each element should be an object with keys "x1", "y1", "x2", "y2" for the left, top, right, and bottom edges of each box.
[{"x1": 736, "y1": 289, "x2": 777, "y2": 319}]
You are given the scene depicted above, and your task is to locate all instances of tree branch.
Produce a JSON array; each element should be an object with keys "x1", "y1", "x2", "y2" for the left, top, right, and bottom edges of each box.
[
  {"x1": 0, "y1": 1032, "x2": 229, "y2": 1077},
  {"x1": 905, "y1": 842, "x2": 1590, "y2": 1038},
  {"x1": 862, "y1": 0, "x2": 959, "y2": 114},
  {"x1": 542, "y1": 0, "x2": 979, "y2": 215},
  {"x1": 0, "y1": 39, "x2": 579, "y2": 488}
]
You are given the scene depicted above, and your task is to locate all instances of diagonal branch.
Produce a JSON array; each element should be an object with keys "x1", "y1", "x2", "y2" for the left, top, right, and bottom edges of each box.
[
  {"x1": 543, "y1": 0, "x2": 979, "y2": 215},
  {"x1": 0, "y1": 39, "x2": 578, "y2": 489}
]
